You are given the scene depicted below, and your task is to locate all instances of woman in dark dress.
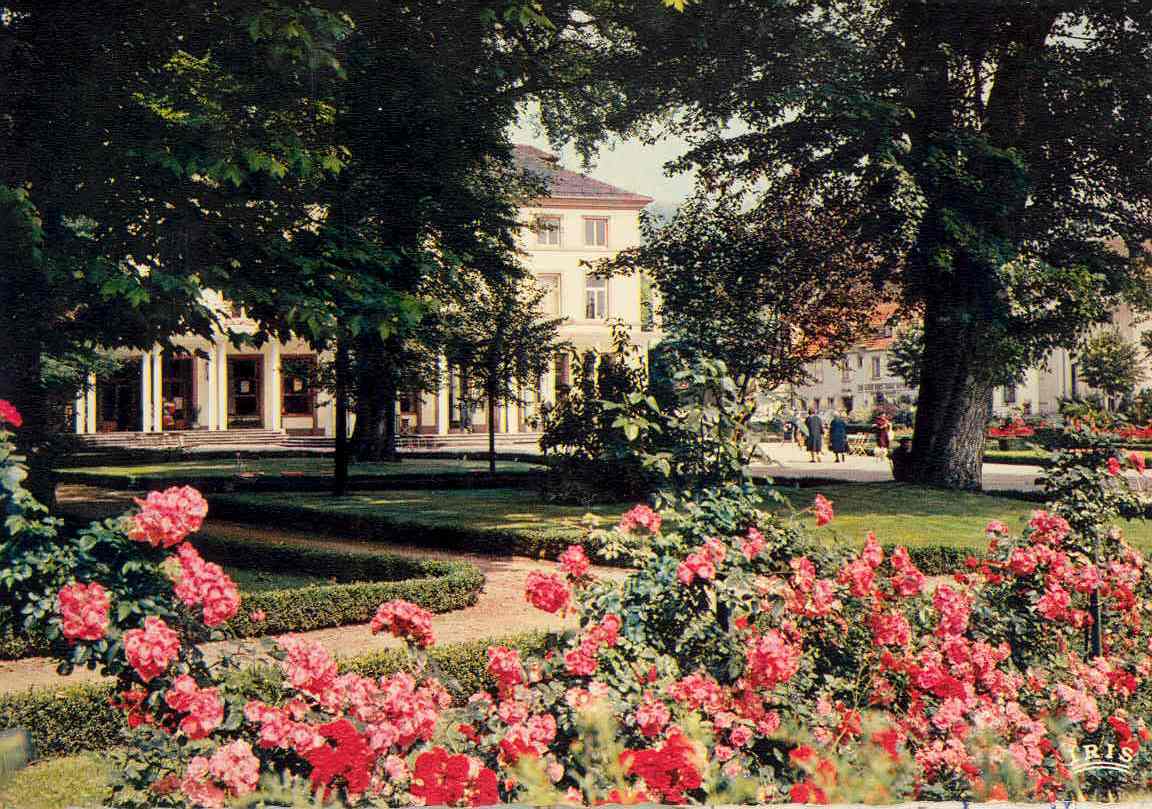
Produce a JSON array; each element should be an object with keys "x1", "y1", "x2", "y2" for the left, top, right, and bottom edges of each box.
[
  {"x1": 829, "y1": 411, "x2": 849, "y2": 463},
  {"x1": 805, "y1": 408, "x2": 824, "y2": 463}
]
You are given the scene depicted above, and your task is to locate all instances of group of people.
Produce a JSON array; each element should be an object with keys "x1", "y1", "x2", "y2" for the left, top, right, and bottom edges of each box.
[{"x1": 785, "y1": 410, "x2": 895, "y2": 464}]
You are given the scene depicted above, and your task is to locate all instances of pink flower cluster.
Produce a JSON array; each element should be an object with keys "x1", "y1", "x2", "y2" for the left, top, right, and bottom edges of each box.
[
  {"x1": 172, "y1": 545, "x2": 240, "y2": 627},
  {"x1": 524, "y1": 571, "x2": 570, "y2": 614},
  {"x1": 128, "y1": 485, "x2": 208, "y2": 548},
  {"x1": 165, "y1": 675, "x2": 224, "y2": 739},
  {"x1": 279, "y1": 635, "x2": 339, "y2": 698},
  {"x1": 617, "y1": 503, "x2": 662, "y2": 535},
  {"x1": 123, "y1": 616, "x2": 181, "y2": 682},
  {"x1": 370, "y1": 599, "x2": 435, "y2": 648},
  {"x1": 558, "y1": 544, "x2": 591, "y2": 579},
  {"x1": 813, "y1": 494, "x2": 834, "y2": 527},
  {"x1": 563, "y1": 614, "x2": 621, "y2": 677},
  {"x1": 745, "y1": 629, "x2": 802, "y2": 690},
  {"x1": 676, "y1": 537, "x2": 727, "y2": 586},
  {"x1": 57, "y1": 581, "x2": 110, "y2": 643},
  {"x1": 486, "y1": 645, "x2": 525, "y2": 693},
  {"x1": 180, "y1": 740, "x2": 260, "y2": 809}
]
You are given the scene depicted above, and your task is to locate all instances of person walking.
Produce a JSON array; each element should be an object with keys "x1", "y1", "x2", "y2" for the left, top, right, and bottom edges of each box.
[
  {"x1": 874, "y1": 412, "x2": 893, "y2": 459},
  {"x1": 829, "y1": 410, "x2": 849, "y2": 463},
  {"x1": 805, "y1": 408, "x2": 824, "y2": 463}
]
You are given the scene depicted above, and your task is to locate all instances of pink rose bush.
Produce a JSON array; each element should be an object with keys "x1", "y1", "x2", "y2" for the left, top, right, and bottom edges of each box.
[{"x1": 12, "y1": 401, "x2": 1152, "y2": 804}]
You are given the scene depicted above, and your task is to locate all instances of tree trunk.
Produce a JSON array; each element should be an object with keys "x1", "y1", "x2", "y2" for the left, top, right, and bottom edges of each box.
[
  {"x1": 333, "y1": 335, "x2": 350, "y2": 497},
  {"x1": 907, "y1": 299, "x2": 993, "y2": 490},
  {"x1": 0, "y1": 319, "x2": 56, "y2": 506},
  {"x1": 487, "y1": 383, "x2": 497, "y2": 475}
]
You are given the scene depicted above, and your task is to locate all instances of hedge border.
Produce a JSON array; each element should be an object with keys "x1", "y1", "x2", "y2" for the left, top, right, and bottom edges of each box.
[
  {"x1": 208, "y1": 493, "x2": 590, "y2": 564},
  {"x1": 0, "y1": 535, "x2": 484, "y2": 660},
  {"x1": 0, "y1": 633, "x2": 554, "y2": 761},
  {"x1": 55, "y1": 469, "x2": 544, "y2": 494}
]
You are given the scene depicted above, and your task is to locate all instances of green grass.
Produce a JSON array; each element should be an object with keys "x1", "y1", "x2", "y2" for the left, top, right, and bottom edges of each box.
[
  {"x1": 224, "y1": 565, "x2": 331, "y2": 592},
  {"x1": 0, "y1": 753, "x2": 107, "y2": 809},
  {"x1": 220, "y1": 487, "x2": 625, "y2": 534},
  {"x1": 778, "y1": 482, "x2": 1152, "y2": 551},
  {"x1": 56, "y1": 456, "x2": 541, "y2": 480}
]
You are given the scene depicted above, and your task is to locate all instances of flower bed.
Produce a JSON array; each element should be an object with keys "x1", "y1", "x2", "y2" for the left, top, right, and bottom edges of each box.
[
  {"x1": 0, "y1": 535, "x2": 483, "y2": 660},
  {"x1": 0, "y1": 633, "x2": 553, "y2": 761},
  {"x1": 8, "y1": 395, "x2": 1152, "y2": 805}
]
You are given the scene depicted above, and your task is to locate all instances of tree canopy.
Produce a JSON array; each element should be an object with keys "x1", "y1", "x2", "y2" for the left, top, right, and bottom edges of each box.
[{"x1": 535, "y1": 0, "x2": 1152, "y2": 488}]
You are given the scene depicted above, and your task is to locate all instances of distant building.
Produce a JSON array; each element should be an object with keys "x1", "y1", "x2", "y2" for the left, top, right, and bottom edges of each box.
[{"x1": 72, "y1": 146, "x2": 654, "y2": 438}]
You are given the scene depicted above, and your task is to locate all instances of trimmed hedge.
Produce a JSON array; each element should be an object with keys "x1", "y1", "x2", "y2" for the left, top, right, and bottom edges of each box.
[
  {"x1": 55, "y1": 469, "x2": 544, "y2": 494},
  {"x1": 0, "y1": 633, "x2": 554, "y2": 761},
  {"x1": 0, "y1": 536, "x2": 484, "y2": 660},
  {"x1": 208, "y1": 495, "x2": 590, "y2": 564}
]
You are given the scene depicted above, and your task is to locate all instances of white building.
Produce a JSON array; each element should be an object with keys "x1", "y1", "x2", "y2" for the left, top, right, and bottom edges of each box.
[{"x1": 72, "y1": 145, "x2": 654, "y2": 438}]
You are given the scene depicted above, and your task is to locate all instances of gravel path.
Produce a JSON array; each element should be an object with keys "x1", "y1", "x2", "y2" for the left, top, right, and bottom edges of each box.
[{"x1": 0, "y1": 495, "x2": 627, "y2": 695}]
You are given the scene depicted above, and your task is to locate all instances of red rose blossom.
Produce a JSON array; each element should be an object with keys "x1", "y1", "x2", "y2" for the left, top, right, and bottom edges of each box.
[
  {"x1": 0, "y1": 399, "x2": 23, "y2": 428},
  {"x1": 57, "y1": 581, "x2": 110, "y2": 643}
]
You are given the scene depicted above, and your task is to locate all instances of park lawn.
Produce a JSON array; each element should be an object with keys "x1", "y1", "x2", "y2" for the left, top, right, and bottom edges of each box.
[
  {"x1": 0, "y1": 753, "x2": 107, "y2": 809},
  {"x1": 56, "y1": 457, "x2": 542, "y2": 480},
  {"x1": 222, "y1": 488, "x2": 626, "y2": 536},
  {"x1": 779, "y1": 483, "x2": 1152, "y2": 552}
]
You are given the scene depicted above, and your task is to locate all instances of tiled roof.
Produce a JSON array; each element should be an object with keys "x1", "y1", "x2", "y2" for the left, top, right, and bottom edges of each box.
[
  {"x1": 513, "y1": 144, "x2": 653, "y2": 207},
  {"x1": 857, "y1": 303, "x2": 903, "y2": 351}
]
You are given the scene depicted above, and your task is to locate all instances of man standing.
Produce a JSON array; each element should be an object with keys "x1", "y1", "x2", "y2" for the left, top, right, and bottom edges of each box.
[{"x1": 805, "y1": 408, "x2": 824, "y2": 463}]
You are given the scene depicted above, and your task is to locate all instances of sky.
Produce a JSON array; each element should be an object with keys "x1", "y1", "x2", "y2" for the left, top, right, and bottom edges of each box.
[{"x1": 509, "y1": 115, "x2": 698, "y2": 211}]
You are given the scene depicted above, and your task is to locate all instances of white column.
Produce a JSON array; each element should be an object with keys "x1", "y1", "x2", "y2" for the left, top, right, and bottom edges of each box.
[
  {"x1": 508, "y1": 394, "x2": 522, "y2": 434},
  {"x1": 85, "y1": 373, "x2": 97, "y2": 434},
  {"x1": 215, "y1": 341, "x2": 229, "y2": 431},
  {"x1": 541, "y1": 360, "x2": 557, "y2": 407},
  {"x1": 140, "y1": 353, "x2": 154, "y2": 432},
  {"x1": 204, "y1": 353, "x2": 217, "y2": 430},
  {"x1": 73, "y1": 390, "x2": 86, "y2": 434},
  {"x1": 436, "y1": 356, "x2": 450, "y2": 435},
  {"x1": 151, "y1": 349, "x2": 164, "y2": 432},
  {"x1": 267, "y1": 342, "x2": 282, "y2": 431}
]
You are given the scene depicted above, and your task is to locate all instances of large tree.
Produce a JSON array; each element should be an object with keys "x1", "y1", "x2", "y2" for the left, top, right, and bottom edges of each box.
[
  {"x1": 601, "y1": 184, "x2": 885, "y2": 402},
  {"x1": 535, "y1": 0, "x2": 1152, "y2": 489},
  {"x1": 0, "y1": 1, "x2": 347, "y2": 496}
]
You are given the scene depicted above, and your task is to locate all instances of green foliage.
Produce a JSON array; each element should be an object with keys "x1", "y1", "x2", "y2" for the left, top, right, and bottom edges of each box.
[
  {"x1": 886, "y1": 326, "x2": 924, "y2": 389},
  {"x1": 599, "y1": 187, "x2": 885, "y2": 397},
  {"x1": 1076, "y1": 328, "x2": 1145, "y2": 400},
  {"x1": 539, "y1": 323, "x2": 657, "y2": 504}
]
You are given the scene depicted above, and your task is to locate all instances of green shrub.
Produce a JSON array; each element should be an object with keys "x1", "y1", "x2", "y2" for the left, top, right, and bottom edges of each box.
[
  {"x1": 0, "y1": 632, "x2": 554, "y2": 760},
  {"x1": 208, "y1": 495, "x2": 595, "y2": 563},
  {"x1": 0, "y1": 536, "x2": 484, "y2": 659}
]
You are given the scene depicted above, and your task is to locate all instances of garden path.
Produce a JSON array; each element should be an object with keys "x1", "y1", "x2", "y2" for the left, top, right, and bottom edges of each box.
[{"x1": 0, "y1": 487, "x2": 628, "y2": 695}]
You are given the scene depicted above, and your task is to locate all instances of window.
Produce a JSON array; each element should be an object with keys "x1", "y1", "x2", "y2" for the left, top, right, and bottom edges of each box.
[
  {"x1": 585, "y1": 274, "x2": 607, "y2": 319},
  {"x1": 871, "y1": 356, "x2": 882, "y2": 378},
  {"x1": 841, "y1": 395, "x2": 854, "y2": 412},
  {"x1": 840, "y1": 361, "x2": 851, "y2": 383},
  {"x1": 281, "y1": 357, "x2": 316, "y2": 416},
  {"x1": 535, "y1": 216, "x2": 562, "y2": 246},
  {"x1": 1002, "y1": 385, "x2": 1017, "y2": 405},
  {"x1": 856, "y1": 354, "x2": 864, "y2": 369},
  {"x1": 583, "y1": 217, "x2": 608, "y2": 247},
  {"x1": 537, "y1": 274, "x2": 561, "y2": 316}
]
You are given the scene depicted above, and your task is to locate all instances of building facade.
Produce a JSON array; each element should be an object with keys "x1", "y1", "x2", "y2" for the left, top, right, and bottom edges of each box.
[{"x1": 72, "y1": 145, "x2": 654, "y2": 438}]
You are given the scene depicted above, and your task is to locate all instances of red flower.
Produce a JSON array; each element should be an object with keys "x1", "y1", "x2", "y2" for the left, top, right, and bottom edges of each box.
[
  {"x1": 620, "y1": 729, "x2": 702, "y2": 804},
  {"x1": 0, "y1": 400, "x2": 22, "y2": 428},
  {"x1": 303, "y1": 719, "x2": 378, "y2": 799},
  {"x1": 813, "y1": 494, "x2": 834, "y2": 527},
  {"x1": 486, "y1": 645, "x2": 524, "y2": 691},
  {"x1": 165, "y1": 675, "x2": 224, "y2": 740},
  {"x1": 370, "y1": 599, "x2": 435, "y2": 647},
  {"x1": 790, "y1": 780, "x2": 829, "y2": 804},
  {"x1": 411, "y1": 747, "x2": 498, "y2": 806},
  {"x1": 57, "y1": 581, "x2": 110, "y2": 643},
  {"x1": 1107, "y1": 457, "x2": 1122, "y2": 476},
  {"x1": 1130, "y1": 451, "x2": 1147, "y2": 475},
  {"x1": 524, "y1": 571, "x2": 570, "y2": 614},
  {"x1": 789, "y1": 745, "x2": 817, "y2": 766}
]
